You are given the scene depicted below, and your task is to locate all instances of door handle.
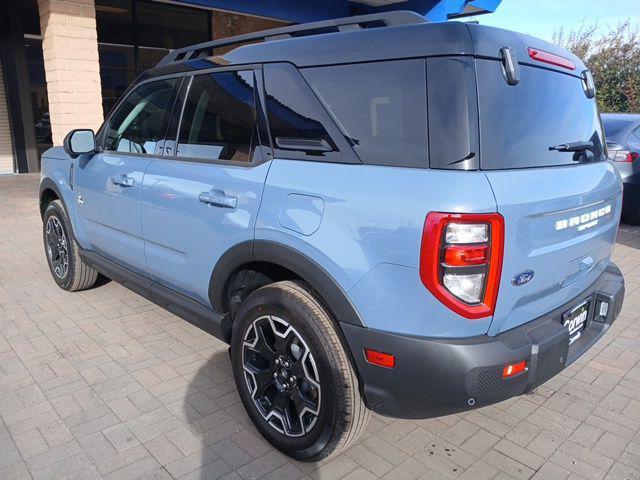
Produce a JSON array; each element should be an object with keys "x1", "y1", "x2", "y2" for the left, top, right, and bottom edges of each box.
[
  {"x1": 198, "y1": 190, "x2": 237, "y2": 209},
  {"x1": 110, "y1": 174, "x2": 135, "y2": 188}
]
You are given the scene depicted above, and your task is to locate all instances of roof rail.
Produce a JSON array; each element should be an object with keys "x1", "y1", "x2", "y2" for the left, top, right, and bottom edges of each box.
[{"x1": 156, "y1": 10, "x2": 427, "y2": 67}]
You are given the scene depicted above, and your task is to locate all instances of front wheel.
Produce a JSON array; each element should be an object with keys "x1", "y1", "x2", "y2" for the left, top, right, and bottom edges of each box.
[
  {"x1": 231, "y1": 281, "x2": 369, "y2": 461},
  {"x1": 43, "y1": 200, "x2": 98, "y2": 291}
]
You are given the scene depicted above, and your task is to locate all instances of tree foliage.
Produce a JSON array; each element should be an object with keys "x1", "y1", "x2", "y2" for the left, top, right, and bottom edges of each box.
[{"x1": 553, "y1": 22, "x2": 640, "y2": 113}]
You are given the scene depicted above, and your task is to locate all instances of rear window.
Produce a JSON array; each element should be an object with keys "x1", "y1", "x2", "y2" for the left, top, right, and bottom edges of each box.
[
  {"x1": 302, "y1": 59, "x2": 428, "y2": 168},
  {"x1": 477, "y1": 60, "x2": 604, "y2": 170}
]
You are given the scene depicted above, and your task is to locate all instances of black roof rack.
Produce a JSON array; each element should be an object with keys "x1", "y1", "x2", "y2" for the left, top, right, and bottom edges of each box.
[{"x1": 156, "y1": 10, "x2": 427, "y2": 67}]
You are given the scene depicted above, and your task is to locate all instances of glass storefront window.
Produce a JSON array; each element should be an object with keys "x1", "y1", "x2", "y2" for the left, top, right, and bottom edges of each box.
[
  {"x1": 96, "y1": 0, "x2": 133, "y2": 45},
  {"x1": 136, "y1": 2, "x2": 209, "y2": 50},
  {"x1": 21, "y1": 0, "x2": 41, "y2": 36},
  {"x1": 24, "y1": 37, "x2": 52, "y2": 156},
  {"x1": 95, "y1": 0, "x2": 210, "y2": 111},
  {"x1": 99, "y1": 44, "x2": 137, "y2": 114},
  {"x1": 137, "y1": 46, "x2": 170, "y2": 73}
]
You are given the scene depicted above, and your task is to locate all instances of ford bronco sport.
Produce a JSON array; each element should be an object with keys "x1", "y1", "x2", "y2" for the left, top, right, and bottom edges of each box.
[{"x1": 39, "y1": 11, "x2": 625, "y2": 460}]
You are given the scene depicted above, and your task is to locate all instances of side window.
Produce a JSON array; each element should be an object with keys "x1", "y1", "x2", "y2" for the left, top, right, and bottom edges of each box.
[
  {"x1": 263, "y1": 63, "x2": 339, "y2": 160},
  {"x1": 631, "y1": 127, "x2": 640, "y2": 143},
  {"x1": 426, "y1": 57, "x2": 479, "y2": 170},
  {"x1": 177, "y1": 70, "x2": 257, "y2": 163},
  {"x1": 103, "y1": 78, "x2": 177, "y2": 154},
  {"x1": 302, "y1": 59, "x2": 428, "y2": 168}
]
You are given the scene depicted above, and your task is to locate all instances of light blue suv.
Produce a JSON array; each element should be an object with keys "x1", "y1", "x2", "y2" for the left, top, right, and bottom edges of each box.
[{"x1": 39, "y1": 12, "x2": 625, "y2": 460}]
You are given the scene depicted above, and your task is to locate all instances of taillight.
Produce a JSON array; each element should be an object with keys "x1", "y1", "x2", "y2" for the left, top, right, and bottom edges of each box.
[
  {"x1": 609, "y1": 150, "x2": 638, "y2": 163},
  {"x1": 623, "y1": 152, "x2": 637, "y2": 163},
  {"x1": 420, "y1": 212, "x2": 505, "y2": 319},
  {"x1": 527, "y1": 47, "x2": 576, "y2": 71}
]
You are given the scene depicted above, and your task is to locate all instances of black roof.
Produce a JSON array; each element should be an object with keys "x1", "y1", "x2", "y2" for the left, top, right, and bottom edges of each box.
[{"x1": 138, "y1": 12, "x2": 587, "y2": 83}]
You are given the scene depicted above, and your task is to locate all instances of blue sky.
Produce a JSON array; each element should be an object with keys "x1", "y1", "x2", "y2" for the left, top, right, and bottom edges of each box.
[{"x1": 473, "y1": 0, "x2": 640, "y2": 42}]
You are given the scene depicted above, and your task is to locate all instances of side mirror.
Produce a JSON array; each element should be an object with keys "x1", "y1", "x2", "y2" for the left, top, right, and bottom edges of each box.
[{"x1": 63, "y1": 129, "x2": 96, "y2": 158}]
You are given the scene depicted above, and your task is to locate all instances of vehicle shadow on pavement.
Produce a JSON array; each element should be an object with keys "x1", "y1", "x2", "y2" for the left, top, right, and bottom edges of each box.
[
  {"x1": 183, "y1": 347, "x2": 315, "y2": 479},
  {"x1": 616, "y1": 223, "x2": 640, "y2": 250}
]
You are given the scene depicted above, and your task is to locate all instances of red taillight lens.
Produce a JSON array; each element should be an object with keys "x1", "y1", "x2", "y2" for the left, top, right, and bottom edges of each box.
[
  {"x1": 364, "y1": 349, "x2": 395, "y2": 368},
  {"x1": 503, "y1": 360, "x2": 527, "y2": 378},
  {"x1": 420, "y1": 213, "x2": 504, "y2": 320},
  {"x1": 444, "y1": 245, "x2": 488, "y2": 266},
  {"x1": 527, "y1": 47, "x2": 576, "y2": 71},
  {"x1": 610, "y1": 151, "x2": 638, "y2": 163}
]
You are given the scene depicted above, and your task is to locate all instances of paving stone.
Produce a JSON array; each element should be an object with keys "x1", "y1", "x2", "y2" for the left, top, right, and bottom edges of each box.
[
  {"x1": 102, "y1": 423, "x2": 140, "y2": 453},
  {"x1": 482, "y1": 450, "x2": 534, "y2": 480},
  {"x1": 77, "y1": 432, "x2": 117, "y2": 463},
  {"x1": 11, "y1": 428, "x2": 50, "y2": 459},
  {"x1": 144, "y1": 434, "x2": 185, "y2": 465}
]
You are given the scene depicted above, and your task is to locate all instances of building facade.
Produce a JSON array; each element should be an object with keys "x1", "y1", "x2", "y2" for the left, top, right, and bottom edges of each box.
[
  {"x1": 0, "y1": 0, "x2": 287, "y2": 173},
  {"x1": 0, "y1": 0, "x2": 499, "y2": 174}
]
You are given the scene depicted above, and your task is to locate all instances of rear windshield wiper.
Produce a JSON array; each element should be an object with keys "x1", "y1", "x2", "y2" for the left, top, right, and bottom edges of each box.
[
  {"x1": 549, "y1": 140, "x2": 595, "y2": 163},
  {"x1": 548, "y1": 141, "x2": 593, "y2": 153}
]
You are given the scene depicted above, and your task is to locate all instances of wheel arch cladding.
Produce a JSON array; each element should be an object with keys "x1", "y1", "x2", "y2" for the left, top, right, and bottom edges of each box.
[
  {"x1": 209, "y1": 240, "x2": 365, "y2": 329},
  {"x1": 39, "y1": 178, "x2": 63, "y2": 218}
]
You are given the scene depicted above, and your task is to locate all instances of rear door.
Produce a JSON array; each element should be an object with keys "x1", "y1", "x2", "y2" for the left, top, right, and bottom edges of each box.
[
  {"x1": 141, "y1": 67, "x2": 270, "y2": 306},
  {"x1": 476, "y1": 59, "x2": 623, "y2": 335}
]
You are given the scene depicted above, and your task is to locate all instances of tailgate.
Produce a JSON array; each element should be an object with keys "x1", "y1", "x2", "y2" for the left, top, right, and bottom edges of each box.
[
  {"x1": 473, "y1": 48, "x2": 623, "y2": 335},
  {"x1": 485, "y1": 162, "x2": 622, "y2": 335}
]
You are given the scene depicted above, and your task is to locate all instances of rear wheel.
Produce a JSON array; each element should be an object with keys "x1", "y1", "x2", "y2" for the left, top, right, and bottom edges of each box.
[
  {"x1": 231, "y1": 281, "x2": 369, "y2": 461},
  {"x1": 43, "y1": 200, "x2": 98, "y2": 291}
]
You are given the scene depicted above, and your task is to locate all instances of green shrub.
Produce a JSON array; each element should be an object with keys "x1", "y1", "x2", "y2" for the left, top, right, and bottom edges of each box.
[{"x1": 554, "y1": 21, "x2": 640, "y2": 113}]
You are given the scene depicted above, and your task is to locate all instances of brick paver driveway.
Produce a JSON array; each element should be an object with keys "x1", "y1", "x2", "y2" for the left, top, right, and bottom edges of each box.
[{"x1": 1, "y1": 174, "x2": 639, "y2": 480}]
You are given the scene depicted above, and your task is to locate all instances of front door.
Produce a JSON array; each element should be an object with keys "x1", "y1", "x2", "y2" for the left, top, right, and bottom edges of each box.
[
  {"x1": 142, "y1": 69, "x2": 270, "y2": 306},
  {"x1": 74, "y1": 78, "x2": 178, "y2": 274}
]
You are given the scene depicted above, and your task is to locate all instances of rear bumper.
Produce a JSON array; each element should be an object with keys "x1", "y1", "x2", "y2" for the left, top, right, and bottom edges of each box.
[{"x1": 342, "y1": 263, "x2": 624, "y2": 419}]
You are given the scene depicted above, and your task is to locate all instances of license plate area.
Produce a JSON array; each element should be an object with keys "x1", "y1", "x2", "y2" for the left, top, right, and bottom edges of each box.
[{"x1": 562, "y1": 300, "x2": 590, "y2": 346}]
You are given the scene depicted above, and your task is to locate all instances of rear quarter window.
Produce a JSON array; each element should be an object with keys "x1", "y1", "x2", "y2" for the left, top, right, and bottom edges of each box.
[
  {"x1": 263, "y1": 63, "x2": 344, "y2": 162},
  {"x1": 477, "y1": 59, "x2": 604, "y2": 170},
  {"x1": 302, "y1": 59, "x2": 428, "y2": 168},
  {"x1": 426, "y1": 57, "x2": 479, "y2": 170}
]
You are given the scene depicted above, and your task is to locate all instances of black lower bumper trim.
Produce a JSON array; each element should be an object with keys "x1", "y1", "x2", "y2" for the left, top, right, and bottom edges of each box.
[{"x1": 342, "y1": 263, "x2": 624, "y2": 419}]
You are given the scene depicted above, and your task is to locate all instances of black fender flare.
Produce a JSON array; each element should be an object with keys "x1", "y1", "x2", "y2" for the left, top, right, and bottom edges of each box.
[
  {"x1": 39, "y1": 177, "x2": 65, "y2": 218},
  {"x1": 208, "y1": 240, "x2": 365, "y2": 327}
]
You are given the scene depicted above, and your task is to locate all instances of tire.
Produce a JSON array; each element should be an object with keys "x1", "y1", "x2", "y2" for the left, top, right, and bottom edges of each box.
[
  {"x1": 43, "y1": 200, "x2": 98, "y2": 292},
  {"x1": 230, "y1": 280, "x2": 369, "y2": 461}
]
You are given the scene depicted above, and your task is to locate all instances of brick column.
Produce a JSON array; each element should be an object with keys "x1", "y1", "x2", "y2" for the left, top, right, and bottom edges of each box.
[{"x1": 38, "y1": 0, "x2": 103, "y2": 146}]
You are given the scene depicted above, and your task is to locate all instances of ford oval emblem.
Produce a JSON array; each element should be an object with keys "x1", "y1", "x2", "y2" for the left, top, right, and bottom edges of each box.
[{"x1": 512, "y1": 270, "x2": 534, "y2": 286}]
